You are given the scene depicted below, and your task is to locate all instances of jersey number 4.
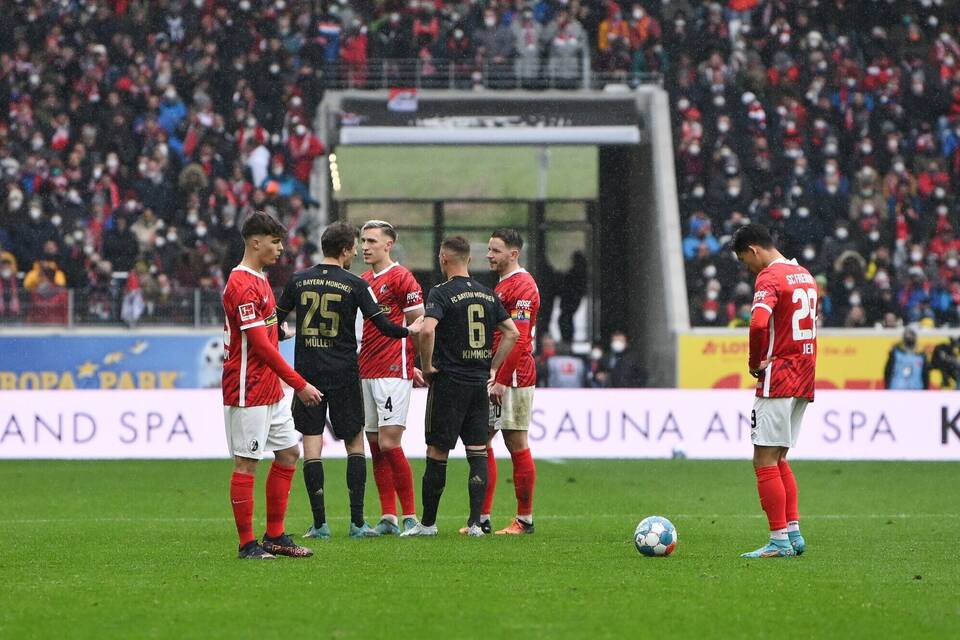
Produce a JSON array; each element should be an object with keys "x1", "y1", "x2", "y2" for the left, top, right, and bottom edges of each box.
[
  {"x1": 791, "y1": 288, "x2": 818, "y2": 342},
  {"x1": 301, "y1": 292, "x2": 341, "y2": 337}
]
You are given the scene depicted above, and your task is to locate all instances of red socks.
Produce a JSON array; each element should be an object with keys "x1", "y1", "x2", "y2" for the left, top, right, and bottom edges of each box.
[
  {"x1": 778, "y1": 460, "x2": 799, "y2": 523},
  {"x1": 384, "y1": 447, "x2": 416, "y2": 516},
  {"x1": 755, "y1": 465, "x2": 787, "y2": 531},
  {"x1": 369, "y1": 441, "x2": 398, "y2": 517},
  {"x1": 230, "y1": 471, "x2": 256, "y2": 546},
  {"x1": 265, "y1": 462, "x2": 296, "y2": 538},
  {"x1": 481, "y1": 447, "x2": 497, "y2": 515},
  {"x1": 511, "y1": 448, "x2": 536, "y2": 517}
]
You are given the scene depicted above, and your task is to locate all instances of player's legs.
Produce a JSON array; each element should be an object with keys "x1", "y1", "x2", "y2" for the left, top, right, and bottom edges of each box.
[
  {"x1": 261, "y1": 439, "x2": 313, "y2": 558},
  {"x1": 363, "y1": 380, "x2": 398, "y2": 528},
  {"x1": 495, "y1": 386, "x2": 535, "y2": 534},
  {"x1": 378, "y1": 424, "x2": 419, "y2": 533},
  {"x1": 462, "y1": 386, "x2": 491, "y2": 535},
  {"x1": 225, "y1": 405, "x2": 271, "y2": 557},
  {"x1": 294, "y1": 394, "x2": 330, "y2": 539},
  {"x1": 329, "y1": 380, "x2": 377, "y2": 537},
  {"x1": 372, "y1": 379, "x2": 417, "y2": 525},
  {"x1": 403, "y1": 378, "x2": 459, "y2": 537},
  {"x1": 742, "y1": 398, "x2": 795, "y2": 558},
  {"x1": 781, "y1": 397, "x2": 809, "y2": 554},
  {"x1": 479, "y1": 410, "x2": 500, "y2": 529}
]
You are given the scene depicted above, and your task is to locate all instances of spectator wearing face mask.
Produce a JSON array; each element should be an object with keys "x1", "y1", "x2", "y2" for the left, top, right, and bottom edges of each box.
[
  {"x1": 604, "y1": 331, "x2": 647, "y2": 388},
  {"x1": 884, "y1": 328, "x2": 929, "y2": 390},
  {"x1": 0, "y1": 253, "x2": 21, "y2": 320},
  {"x1": 545, "y1": 8, "x2": 586, "y2": 89},
  {"x1": 513, "y1": 8, "x2": 542, "y2": 87},
  {"x1": 586, "y1": 342, "x2": 608, "y2": 387},
  {"x1": 286, "y1": 121, "x2": 325, "y2": 187}
]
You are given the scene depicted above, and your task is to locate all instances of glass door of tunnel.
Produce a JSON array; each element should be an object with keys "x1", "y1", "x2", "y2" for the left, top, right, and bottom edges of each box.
[{"x1": 337, "y1": 199, "x2": 596, "y2": 349}]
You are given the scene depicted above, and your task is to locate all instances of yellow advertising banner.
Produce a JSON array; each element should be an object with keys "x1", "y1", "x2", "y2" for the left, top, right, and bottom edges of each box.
[{"x1": 678, "y1": 333, "x2": 948, "y2": 390}]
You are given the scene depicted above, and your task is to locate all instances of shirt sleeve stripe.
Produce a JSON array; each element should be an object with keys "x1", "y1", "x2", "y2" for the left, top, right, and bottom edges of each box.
[
  {"x1": 751, "y1": 303, "x2": 774, "y2": 314},
  {"x1": 239, "y1": 320, "x2": 266, "y2": 331},
  {"x1": 402, "y1": 303, "x2": 425, "y2": 313}
]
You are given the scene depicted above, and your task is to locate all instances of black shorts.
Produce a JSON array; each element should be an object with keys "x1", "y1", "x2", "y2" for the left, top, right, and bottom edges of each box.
[
  {"x1": 292, "y1": 378, "x2": 364, "y2": 442},
  {"x1": 424, "y1": 373, "x2": 489, "y2": 451}
]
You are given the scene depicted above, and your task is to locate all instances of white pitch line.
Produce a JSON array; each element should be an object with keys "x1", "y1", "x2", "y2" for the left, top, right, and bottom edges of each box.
[{"x1": 4, "y1": 513, "x2": 958, "y2": 524}]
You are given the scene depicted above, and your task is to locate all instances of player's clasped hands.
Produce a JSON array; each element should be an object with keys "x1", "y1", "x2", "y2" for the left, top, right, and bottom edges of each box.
[
  {"x1": 297, "y1": 382, "x2": 323, "y2": 407},
  {"x1": 749, "y1": 357, "x2": 774, "y2": 379},
  {"x1": 407, "y1": 316, "x2": 425, "y2": 336}
]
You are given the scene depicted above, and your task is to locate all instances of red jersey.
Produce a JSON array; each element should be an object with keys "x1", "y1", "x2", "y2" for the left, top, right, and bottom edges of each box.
[
  {"x1": 221, "y1": 266, "x2": 284, "y2": 407},
  {"x1": 358, "y1": 263, "x2": 423, "y2": 379},
  {"x1": 749, "y1": 259, "x2": 818, "y2": 401},
  {"x1": 493, "y1": 268, "x2": 540, "y2": 388}
]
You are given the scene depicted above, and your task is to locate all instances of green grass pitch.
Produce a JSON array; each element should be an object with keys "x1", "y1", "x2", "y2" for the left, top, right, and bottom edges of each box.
[{"x1": 2, "y1": 459, "x2": 958, "y2": 638}]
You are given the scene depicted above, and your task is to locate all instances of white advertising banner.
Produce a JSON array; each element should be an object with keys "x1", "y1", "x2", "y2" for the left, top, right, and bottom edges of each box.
[{"x1": 1, "y1": 389, "x2": 958, "y2": 460}]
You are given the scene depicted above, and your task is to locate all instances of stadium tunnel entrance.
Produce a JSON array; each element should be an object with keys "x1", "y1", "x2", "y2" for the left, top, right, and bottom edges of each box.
[{"x1": 314, "y1": 90, "x2": 688, "y2": 386}]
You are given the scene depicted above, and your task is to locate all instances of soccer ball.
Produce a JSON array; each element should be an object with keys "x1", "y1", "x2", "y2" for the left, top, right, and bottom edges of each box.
[{"x1": 634, "y1": 516, "x2": 677, "y2": 557}]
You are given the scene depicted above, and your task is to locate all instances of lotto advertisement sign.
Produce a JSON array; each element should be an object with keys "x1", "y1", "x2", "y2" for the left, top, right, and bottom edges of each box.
[
  {"x1": 678, "y1": 332, "x2": 947, "y2": 390},
  {"x1": 1, "y1": 389, "x2": 957, "y2": 460}
]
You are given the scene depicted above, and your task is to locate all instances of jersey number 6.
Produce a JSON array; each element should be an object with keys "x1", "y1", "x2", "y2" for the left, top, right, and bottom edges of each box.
[{"x1": 467, "y1": 303, "x2": 486, "y2": 348}]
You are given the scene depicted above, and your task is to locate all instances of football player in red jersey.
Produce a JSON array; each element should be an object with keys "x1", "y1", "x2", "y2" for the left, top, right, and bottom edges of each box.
[
  {"x1": 733, "y1": 224, "x2": 817, "y2": 558},
  {"x1": 358, "y1": 220, "x2": 425, "y2": 535},
  {"x1": 469, "y1": 228, "x2": 541, "y2": 535},
  {"x1": 222, "y1": 212, "x2": 322, "y2": 559}
]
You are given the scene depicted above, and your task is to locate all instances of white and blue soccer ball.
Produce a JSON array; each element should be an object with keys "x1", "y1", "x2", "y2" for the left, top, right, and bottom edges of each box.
[{"x1": 634, "y1": 516, "x2": 677, "y2": 557}]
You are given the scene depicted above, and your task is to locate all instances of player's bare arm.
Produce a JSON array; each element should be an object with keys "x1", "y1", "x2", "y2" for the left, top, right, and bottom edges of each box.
[
  {"x1": 488, "y1": 318, "x2": 519, "y2": 404},
  {"x1": 418, "y1": 316, "x2": 439, "y2": 381}
]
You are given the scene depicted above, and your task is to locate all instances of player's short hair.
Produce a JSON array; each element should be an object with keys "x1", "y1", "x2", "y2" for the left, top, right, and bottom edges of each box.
[
  {"x1": 241, "y1": 211, "x2": 286, "y2": 239},
  {"x1": 491, "y1": 228, "x2": 523, "y2": 250},
  {"x1": 732, "y1": 223, "x2": 774, "y2": 254},
  {"x1": 361, "y1": 219, "x2": 397, "y2": 241},
  {"x1": 440, "y1": 235, "x2": 471, "y2": 262},
  {"x1": 321, "y1": 221, "x2": 359, "y2": 257}
]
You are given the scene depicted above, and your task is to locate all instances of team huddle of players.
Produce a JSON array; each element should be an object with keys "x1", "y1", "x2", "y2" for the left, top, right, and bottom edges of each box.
[{"x1": 221, "y1": 212, "x2": 540, "y2": 559}]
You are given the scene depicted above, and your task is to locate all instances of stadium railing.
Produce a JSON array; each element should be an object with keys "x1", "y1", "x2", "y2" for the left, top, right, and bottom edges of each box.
[
  {"x1": 322, "y1": 57, "x2": 662, "y2": 91},
  {"x1": 0, "y1": 285, "x2": 224, "y2": 329}
]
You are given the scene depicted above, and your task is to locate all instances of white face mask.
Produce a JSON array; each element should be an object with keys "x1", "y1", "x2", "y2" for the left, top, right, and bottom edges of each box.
[
  {"x1": 187, "y1": 212, "x2": 199, "y2": 225},
  {"x1": 911, "y1": 251, "x2": 923, "y2": 262},
  {"x1": 295, "y1": 124, "x2": 306, "y2": 136},
  {"x1": 798, "y1": 207, "x2": 810, "y2": 218},
  {"x1": 718, "y1": 121, "x2": 730, "y2": 133},
  {"x1": 197, "y1": 225, "x2": 207, "y2": 238},
  {"x1": 862, "y1": 203, "x2": 875, "y2": 215},
  {"x1": 727, "y1": 187, "x2": 740, "y2": 197},
  {"x1": 938, "y1": 206, "x2": 949, "y2": 216},
  {"x1": 106, "y1": 156, "x2": 119, "y2": 170},
  {"x1": 703, "y1": 265, "x2": 717, "y2": 279},
  {"x1": 849, "y1": 293, "x2": 862, "y2": 306},
  {"x1": 83, "y1": 244, "x2": 95, "y2": 256},
  {"x1": 948, "y1": 258, "x2": 959, "y2": 269},
  {"x1": 693, "y1": 186, "x2": 705, "y2": 198},
  {"x1": 894, "y1": 162, "x2": 905, "y2": 174},
  {"x1": 29, "y1": 207, "x2": 42, "y2": 221},
  {"x1": 836, "y1": 228, "x2": 849, "y2": 240},
  {"x1": 869, "y1": 230, "x2": 880, "y2": 242},
  {"x1": 591, "y1": 348, "x2": 603, "y2": 360},
  {"x1": 703, "y1": 310, "x2": 717, "y2": 322},
  {"x1": 51, "y1": 214, "x2": 62, "y2": 227},
  {"x1": 706, "y1": 289, "x2": 719, "y2": 301},
  {"x1": 610, "y1": 340, "x2": 627, "y2": 354},
  {"x1": 155, "y1": 236, "x2": 166, "y2": 248},
  {"x1": 803, "y1": 248, "x2": 816, "y2": 261},
  {"x1": 826, "y1": 184, "x2": 838, "y2": 194},
  {"x1": 935, "y1": 187, "x2": 946, "y2": 199},
  {"x1": 167, "y1": 232, "x2": 178, "y2": 242},
  {"x1": 0, "y1": 268, "x2": 12, "y2": 279},
  {"x1": 485, "y1": 16, "x2": 496, "y2": 27}
]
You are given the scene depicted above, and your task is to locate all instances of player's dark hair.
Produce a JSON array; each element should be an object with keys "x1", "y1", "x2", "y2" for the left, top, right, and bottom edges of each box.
[
  {"x1": 321, "y1": 221, "x2": 359, "y2": 257},
  {"x1": 491, "y1": 228, "x2": 523, "y2": 250},
  {"x1": 440, "y1": 235, "x2": 471, "y2": 261},
  {"x1": 241, "y1": 211, "x2": 286, "y2": 239},
  {"x1": 732, "y1": 223, "x2": 774, "y2": 254},
  {"x1": 361, "y1": 219, "x2": 397, "y2": 241}
]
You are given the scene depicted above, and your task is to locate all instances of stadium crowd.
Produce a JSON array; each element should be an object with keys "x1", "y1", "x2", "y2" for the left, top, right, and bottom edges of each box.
[{"x1": 2, "y1": 0, "x2": 960, "y2": 331}]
